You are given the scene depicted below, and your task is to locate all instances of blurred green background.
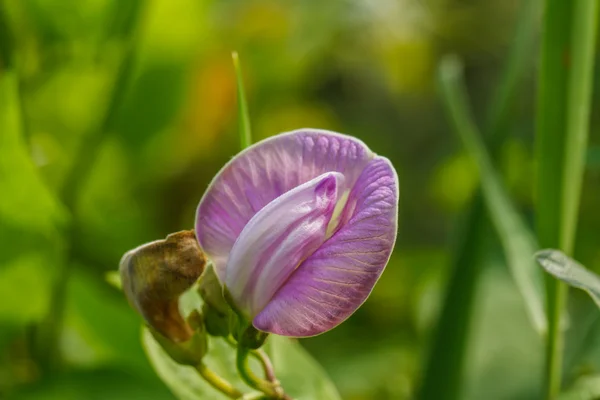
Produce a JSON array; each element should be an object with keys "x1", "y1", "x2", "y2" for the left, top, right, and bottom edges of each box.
[{"x1": 2, "y1": 0, "x2": 600, "y2": 399}]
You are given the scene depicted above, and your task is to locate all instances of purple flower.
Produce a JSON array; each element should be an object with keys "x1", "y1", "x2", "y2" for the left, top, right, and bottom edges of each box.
[{"x1": 195, "y1": 129, "x2": 399, "y2": 337}]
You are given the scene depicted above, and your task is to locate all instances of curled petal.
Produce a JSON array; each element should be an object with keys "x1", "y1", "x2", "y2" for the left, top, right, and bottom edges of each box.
[
  {"x1": 253, "y1": 157, "x2": 398, "y2": 337},
  {"x1": 195, "y1": 130, "x2": 374, "y2": 281},
  {"x1": 225, "y1": 172, "x2": 345, "y2": 318}
]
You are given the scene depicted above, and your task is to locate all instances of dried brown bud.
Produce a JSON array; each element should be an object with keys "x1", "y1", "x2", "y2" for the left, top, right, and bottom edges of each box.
[
  {"x1": 120, "y1": 230, "x2": 206, "y2": 342},
  {"x1": 149, "y1": 310, "x2": 208, "y2": 366}
]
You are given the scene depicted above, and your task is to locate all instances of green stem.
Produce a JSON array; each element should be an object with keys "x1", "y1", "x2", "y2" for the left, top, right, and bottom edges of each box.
[
  {"x1": 561, "y1": 2, "x2": 599, "y2": 253},
  {"x1": 544, "y1": 279, "x2": 566, "y2": 400},
  {"x1": 253, "y1": 348, "x2": 277, "y2": 383},
  {"x1": 536, "y1": 2, "x2": 572, "y2": 397},
  {"x1": 232, "y1": 51, "x2": 252, "y2": 150},
  {"x1": 196, "y1": 362, "x2": 243, "y2": 399},
  {"x1": 226, "y1": 336, "x2": 278, "y2": 383},
  {"x1": 236, "y1": 346, "x2": 282, "y2": 398},
  {"x1": 536, "y1": 0, "x2": 598, "y2": 398}
]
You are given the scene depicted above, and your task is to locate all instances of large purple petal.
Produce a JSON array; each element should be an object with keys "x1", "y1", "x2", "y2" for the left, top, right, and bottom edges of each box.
[
  {"x1": 253, "y1": 157, "x2": 398, "y2": 337},
  {"x1": 225, "y1": 172, "x2": 345, "y2": 319},
  {"x1": 195, "y1": 130, "x2": 374, "y2": 280}
]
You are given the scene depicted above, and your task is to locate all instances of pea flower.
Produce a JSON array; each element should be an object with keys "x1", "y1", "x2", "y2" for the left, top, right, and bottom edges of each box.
[{"x1": 195, "y1": 129, "x2": 398, "y2": 337}]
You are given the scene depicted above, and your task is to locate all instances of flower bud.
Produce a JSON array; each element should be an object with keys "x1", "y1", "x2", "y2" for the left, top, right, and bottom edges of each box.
[
  {"x1": 197, "y1": 264, "x2": 231, "y2": 337},
  {"x1": 228, "y1": 307, "x2": 268, "y2": 349},
  {"x1": 239, "y1": 324, "x2": 269, "y2": 350},
  {"x1": 202, "y1": 302, "x2": 231, "y2": 337},
  {"x1": 119, "y1": 230, "x2": 206, "y2": 342}
]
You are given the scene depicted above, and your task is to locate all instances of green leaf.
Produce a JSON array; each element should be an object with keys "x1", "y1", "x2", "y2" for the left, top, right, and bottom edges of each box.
[
  {"x1": 0, "y1": 254, "x2": 53, "y2": 323},
  {"x1": 535, "y1": 250, "x2": 600, "y2": 308},
  {"x1": 0, "y1": 71, "x2": 67, "y2": 238},
  {"x1": 266, "y1": 335, "x2": 342, "y2": 400},
  {"x1": 437, "y1": 55, "x2": 546, "y2": 335},
  {"x1": 142, "y1": 291, "x2": 341, "y2": 399},
  {"x1": 558, "y1": 375, "x2": 600, "y2": 400},
  {"x1": 143, "y1": 327, "x2": 250, "y2": 400},
  {"x1": 62, "y1": 271, "x2": 153, "y2": 376},
  {"x1": 12, "y1": 368, "x2": 174, "y2": 400},
  {"x1": 534, "y1": 252, "x2": 600, "y2": 388},
  {"x1": 562, "y1": 295, "x2": 600, "y2": 376},
  {"x1": 0, "y1": 70, "x2": 67, "y2": 325},
  {"x1": 143, "y1": 329, "x2": 341, "y2": 400}
]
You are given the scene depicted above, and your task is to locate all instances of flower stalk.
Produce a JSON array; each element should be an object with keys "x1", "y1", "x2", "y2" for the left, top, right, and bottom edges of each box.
[
  {"x1": 196, "y1": 362, "x2": 243, "y2": 399},
  {"x1": 252, "y1": 348, "x2": 277, "y2": 383},
  {"x1": 236, "y1": 346, "x2": 289, "y2": 399},
  {"x1": 226, "y1": 336, "x2": 278, "y2": 384}
]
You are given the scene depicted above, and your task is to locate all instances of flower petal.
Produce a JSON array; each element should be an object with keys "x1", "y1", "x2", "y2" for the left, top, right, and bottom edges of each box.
[
  {"x1": 225, "y1": 172, "x2": 345, "y2": 319},
  {"x1": 253, "y1": 157, "x2": 398, "y2": 337},
  {"x1": 195, "y1": 130, "x2": 374, "y2": 281}
]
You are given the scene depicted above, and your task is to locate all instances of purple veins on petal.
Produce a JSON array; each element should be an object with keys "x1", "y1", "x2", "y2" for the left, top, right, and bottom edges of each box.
[
  {"x1": 252, "y1": 157, "x2": 398, "y2": 337},
  {"x1": 225, "y1": 172, "x2": 345, "y2": 319},
  {"x1": 195, "y1": 129, "x2": 374, "y2": 281},
  {"x1": 195, "y1": 129, "x2": 399, "y2": 337}
]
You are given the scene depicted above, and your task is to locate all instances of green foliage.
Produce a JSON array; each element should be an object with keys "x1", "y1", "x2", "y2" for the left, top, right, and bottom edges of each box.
[
  {"x1": 536, "y1": 250, "x2": 600, "y2": 308},
  {"x1": 559, "y1": 374, "x2": 600, "y2": 400},
  {"x1": 143, "y1": 328, "x2": 341, "y2": 400},
  {"x1": 437, "y1": 56, "x2": 545, "y2": 334},
  {"x1": 536, "y1": 252, "x2": 600, "y2": 399},
  {"x1": 536, "y1": 0, "x2": 599, "y2": 397},
  {"x1": 143, "y1": 288, "x2": 340, "y2": 399},
  {"x1": 13, "y1": 369, "x2": 174, "y2": 400},
  {"x1": 419, "y1": 3, "x2": 539, "y2": 398},
  {"x1": 62, "y1": 271, "x2": 152, "y2": 375},
  {"x1": 0, "y1": 71, "x2": 66, "y2": 328},
  {"x1": 0, "y1": 71, "x2": 67, "y2": 237},
  {"x1": 0, "y1": 254, "x2": 52, "y2": 323}
]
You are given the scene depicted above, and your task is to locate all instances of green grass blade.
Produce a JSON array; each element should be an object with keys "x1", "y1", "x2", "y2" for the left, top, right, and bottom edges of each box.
[
  {"x1": 438, "y1": 55, "x2": 546, "y2": 333},
  {"x1": 232, "y1": 51, "x2": 252, "y2": 149},
  {"x1": 419, "y1": 4, "x2": 539, "y2": 398},
  {"x1": 536, "y1": 0, "x2": 573, "y2": 395},
  {"x1": 562, "y1": 1, "x2": 599, "y2": 251},
  {"x1": 418, "y1": 199, "x2": 487, "y2": 400},
  {"x1": 485, "y1": 1, "x2": 537, "y2": 137},
  {"x1": 535, "y1": 0, "x2": 598, "y2": 397}
]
